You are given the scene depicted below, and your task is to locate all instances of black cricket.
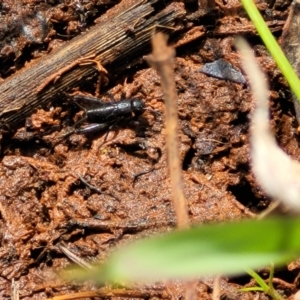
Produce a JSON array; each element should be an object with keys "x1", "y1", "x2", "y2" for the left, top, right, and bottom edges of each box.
[{"x1": 71, "y1": 94, "x2": 146, "y2": 134}]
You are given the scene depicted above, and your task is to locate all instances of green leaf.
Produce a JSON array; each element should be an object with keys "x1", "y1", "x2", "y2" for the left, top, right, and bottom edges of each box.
[{"x1": 65, "y1": 217, "x2": 300, "y2": 284}]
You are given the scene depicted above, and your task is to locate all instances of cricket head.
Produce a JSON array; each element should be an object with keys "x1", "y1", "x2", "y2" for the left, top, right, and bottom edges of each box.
[{"x1": 131, "y1": 99, "x2": 146, "y2": 115}]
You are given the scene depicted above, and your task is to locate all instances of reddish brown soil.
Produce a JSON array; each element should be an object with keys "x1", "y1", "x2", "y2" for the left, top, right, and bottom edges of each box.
[{"x1": 0, "y1": 0, "x2": 299, "y2": 299}]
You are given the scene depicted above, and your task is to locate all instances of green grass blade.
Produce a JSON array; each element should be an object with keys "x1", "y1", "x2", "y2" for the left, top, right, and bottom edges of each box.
[
  {"x1": 246, "y1": 267, "x2": 284, "y2": 300},
  {"x1": 246, "y1": 269, "x2": 269, "y2": 291},
  {"x1": 65, "y1": 217, "x2": 300, "y2": 284},
  {"x1": 239, "y1": 287, "x2": 264, "y2": 292},
  {"x1": 240, "y1": 0, "x2": 300, "y2": 102}
]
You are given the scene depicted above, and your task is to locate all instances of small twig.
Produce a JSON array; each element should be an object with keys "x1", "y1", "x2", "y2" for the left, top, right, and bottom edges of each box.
[
  {"x1": 64, "y1": 218, "x2": 174, "y2": 232},
  {"x1": 57, "y1": 242, "x2": 92, "y2": 270},
  {"x1": 11, "y1": 279, "x2": 19, "y2": 300},
  {"x1": 212, "y1": 276, "x2": 221, "y2": 300},
  {"x1": 147, "y1": 33, "x2": 189, "y2": 228},
  {"x1": 132, "y1": 168, "x2": 154, "y2": 184},
  {"x1": 77, "y1": 174, "x2": 119, "y2": 201},
  {"x1": 47, "y1": 287, "x2": 169, "y2": 300},
  {"x1": 36, "y1": 55, "x2": 108, "y2": 93},
  {"x1": 140, "y1": 24, "x2": 177, "y2": 34}
]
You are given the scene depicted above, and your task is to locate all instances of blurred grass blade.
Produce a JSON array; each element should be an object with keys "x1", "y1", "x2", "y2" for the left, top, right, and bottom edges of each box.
[
  {"x1": 240, "y1": 0, "x2": 300, "y2": 102},
  {"x1": 237, "y1": 38, "x2": 300, "y2": 211},
  {"x1": 65, "y1": 217, "x2": 300, "y2": 284}
]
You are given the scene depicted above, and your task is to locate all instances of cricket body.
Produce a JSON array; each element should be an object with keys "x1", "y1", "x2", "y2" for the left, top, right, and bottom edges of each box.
[{"x1": 73, "y1": 94, "x2": 145, "y2": 134}]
